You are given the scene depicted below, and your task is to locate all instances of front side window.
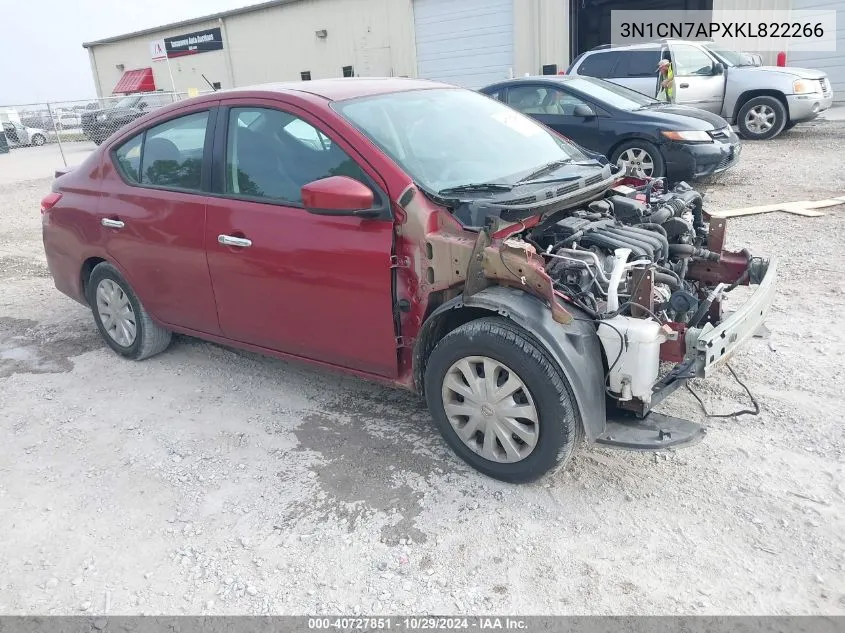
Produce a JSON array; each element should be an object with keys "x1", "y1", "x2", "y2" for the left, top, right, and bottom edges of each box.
[
  {"x1": 506, "y1": 86, "x2": 590, "y2": 116},
  {"x1": 334, "y1": 88, "x2": 589, "y2": 194},
  {"x1": 140, "y1": 111, "x2": 209, "y2": 190},
  {"x1": 225, "y1": 107, "x2": 365, "y2": 205},
  {"x1": 671, "y1": 44, "x2": 716, "y2": 76},
  {"x1": 559, "y1": 77, "x2": 656, "y2": 110}
]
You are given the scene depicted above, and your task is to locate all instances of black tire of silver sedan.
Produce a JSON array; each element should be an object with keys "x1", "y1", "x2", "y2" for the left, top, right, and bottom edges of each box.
[
  {"x1": 87, "y1": 262, "x2": 172, "y2": 360},
  {"x1": 737, "y1": 96, "x2": 787, "y2": 140},
  {"x1": 424, "y1": 317, "x2": 581, "y2": 483}
]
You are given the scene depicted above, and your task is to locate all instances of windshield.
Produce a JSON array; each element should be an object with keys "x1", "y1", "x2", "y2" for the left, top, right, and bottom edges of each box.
[
  {"x1": 333, "y1": 88, "x2": 590, "y2": 193},
  {"x1": 702, "y1": 44, "x2": 752, "y2": 67},
  {"x1": 562, "y1": 76, "x2": 657, "y2": 110},
  {"x1": 113, "y1": 96, "x2": 141, "y2": 109}
]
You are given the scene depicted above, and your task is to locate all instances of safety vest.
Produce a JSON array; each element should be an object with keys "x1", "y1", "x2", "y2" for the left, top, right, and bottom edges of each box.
[{"x1": 665, "y1": 65, "x2": 675, "y2": 100}]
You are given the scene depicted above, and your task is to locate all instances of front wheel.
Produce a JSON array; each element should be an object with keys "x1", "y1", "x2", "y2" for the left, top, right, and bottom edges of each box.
[
  {"x1": 424, "y1": 317, "x2": 581, "y2": 483},
  {"x1": 31, "y1": 134, "x2": 46, "y2": 146},
  {"x1": 737, "y1": 96, "x2": 787, "y2": 140},
  {"x1": 610, "y1": 140, "x2": 665, "y2": 179},
  {"x1": 87, "y1": 262, "x2": 172, "y2": 360}
]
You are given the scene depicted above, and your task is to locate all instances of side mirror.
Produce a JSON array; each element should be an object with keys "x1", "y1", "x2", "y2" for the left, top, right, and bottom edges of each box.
[
  {"x1": 573, "y1": 103, "x2": 596, "y2": 117},
  {"x1": 301, "y1": 176, "x2": 378, "y2": 217},
  {"x1": 713, "y1": 62, "x2": 725, "y2": 75}
]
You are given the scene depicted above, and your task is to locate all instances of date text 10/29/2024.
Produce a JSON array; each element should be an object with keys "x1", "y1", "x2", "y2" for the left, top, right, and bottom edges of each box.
[{"x1": 308, "y1": 617, "x2": 528, "y2": 630}]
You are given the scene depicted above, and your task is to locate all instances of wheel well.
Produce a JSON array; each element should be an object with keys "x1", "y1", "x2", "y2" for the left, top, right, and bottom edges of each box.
[
  {"x1": 607, "y1": 135, "x2": 659, "y2": 160},
  {"x1": 413, "y1": 304, "x2": 497, "y2": 394},
  {"x1": 80, "y1": 257, "x2": 106, "y2": 305},
  {"x1": 733, "y1": 90, "x2": 788, "y2": 122}
]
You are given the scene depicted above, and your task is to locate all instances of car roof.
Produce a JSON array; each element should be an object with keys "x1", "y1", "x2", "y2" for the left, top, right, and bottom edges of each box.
[{"x1": 212, "y1": 77, "x2": 454, "y2": 102}]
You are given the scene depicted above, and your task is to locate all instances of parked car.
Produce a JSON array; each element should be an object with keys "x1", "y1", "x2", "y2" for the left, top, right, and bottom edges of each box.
[
  {"x1": 481, "y1": 75, "x2": 740, "y2": 182},
  {"x1": 0, "y1": 129, "x2": 8, "y2": 154},
  {"x1": 41, "y1": 79, "x2": 776, "y2": 482},
  {"x1": 81, "y1": 93, "x2": 175, "y2": 145},
  {"x1": 54, "y1": 110, "x2": 81, "y2": 130},
  {"x1": 567, "y1": 39, "x2": 834, "y2": 140},
  {"x1": 1, "y1": 121, "x2": 48, "y2": 147}
]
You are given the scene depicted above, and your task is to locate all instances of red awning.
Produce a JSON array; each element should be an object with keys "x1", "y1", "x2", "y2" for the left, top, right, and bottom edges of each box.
[{"x1": 112, "y1": 68, "x2": 156, "y2": 94}]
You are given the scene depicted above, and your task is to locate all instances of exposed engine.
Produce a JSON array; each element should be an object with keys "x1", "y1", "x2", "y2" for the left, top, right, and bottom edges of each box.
[{"x1": 530, "y1": 180, "x2": 721, "y2": 327}]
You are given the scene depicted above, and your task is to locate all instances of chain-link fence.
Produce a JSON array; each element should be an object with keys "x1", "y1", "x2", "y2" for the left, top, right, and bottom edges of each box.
[{"x1": 0, "y1": 91, "x2": 215, "y2": 168}]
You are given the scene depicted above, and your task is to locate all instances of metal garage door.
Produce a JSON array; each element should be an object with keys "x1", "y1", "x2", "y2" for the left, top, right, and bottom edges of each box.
[
  {"x1": 787, "y1": 0, "x2": 844, "y2": 101},
  {"x1": 413, "y1": 0, "x2": 513, "y2": 89}
]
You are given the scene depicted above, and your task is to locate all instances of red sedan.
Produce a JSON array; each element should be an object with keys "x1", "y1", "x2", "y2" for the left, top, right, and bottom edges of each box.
[{"x1": 42, "y1": 78, "x2": 775, "y2": 482}]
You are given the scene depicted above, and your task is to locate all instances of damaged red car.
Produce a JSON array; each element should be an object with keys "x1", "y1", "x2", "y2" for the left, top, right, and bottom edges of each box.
[{"x1": 41, "y1": 79, "x2": 777, "y2": 482}]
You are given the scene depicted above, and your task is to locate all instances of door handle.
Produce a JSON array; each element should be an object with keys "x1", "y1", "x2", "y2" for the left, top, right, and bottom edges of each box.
[
  {"x1": 101, "y1": 218, "x2": 124, "y2": 229},
  {"x1": 679, "y1": 83, "x2": 690, "y2": 88},
  {"x1": 218, "y1": 234, "x2": 252, "y2": 248}
]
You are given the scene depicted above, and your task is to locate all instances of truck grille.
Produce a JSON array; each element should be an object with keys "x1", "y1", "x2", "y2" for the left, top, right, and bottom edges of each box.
[{"x1": 819, "y1": 78, "x2": 831, "y2": 96}]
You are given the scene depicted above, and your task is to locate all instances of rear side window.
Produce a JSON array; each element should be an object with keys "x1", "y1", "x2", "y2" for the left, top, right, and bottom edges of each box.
[
  {"x1": 576, "y1": 51, "x2": 621, "y2": 78},
  {"x1": 618, "y1": 50, "x2": 661, "y2": 78},
  {"x1": 141, "y1": 112, "x2": 209, "y2": 190},
  {"x1": 112, "y1": 111, "x2": 209, "y2": 190}
]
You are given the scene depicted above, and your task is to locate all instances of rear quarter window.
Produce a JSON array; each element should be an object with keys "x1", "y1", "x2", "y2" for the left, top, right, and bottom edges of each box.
[
  {"x1": 617, "y1": 50, "x2": 661, "y2": 78},
  {"x1": 576, "y1": 51, "x2": 621, "y2": 78}
]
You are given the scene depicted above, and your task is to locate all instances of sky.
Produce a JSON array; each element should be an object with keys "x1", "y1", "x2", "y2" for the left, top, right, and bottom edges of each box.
[{"x1": 1, "y1": 0, "x2": 256, "y2": 105}]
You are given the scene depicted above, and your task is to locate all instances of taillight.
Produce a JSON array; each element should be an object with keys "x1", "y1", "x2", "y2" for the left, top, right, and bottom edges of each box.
[{"x1": 40, "y1": 192, "x2": 62, "y2": 213}]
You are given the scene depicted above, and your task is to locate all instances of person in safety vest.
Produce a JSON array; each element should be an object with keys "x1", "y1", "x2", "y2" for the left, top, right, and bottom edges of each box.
[{"x1": 657, "y1": 58, "x2": 674, "y2": 102}]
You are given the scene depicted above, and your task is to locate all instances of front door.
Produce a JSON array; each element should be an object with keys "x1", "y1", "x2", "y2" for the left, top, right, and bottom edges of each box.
[
  {"x1": 669, "y1": 43, "x2": 725, "y2": 113},
  {"x1": 505, "y1": 84, "x2": 600, "y2": 151},
  {"x1": 204, "y1": 101, "x2": 399, "y2": 377}
]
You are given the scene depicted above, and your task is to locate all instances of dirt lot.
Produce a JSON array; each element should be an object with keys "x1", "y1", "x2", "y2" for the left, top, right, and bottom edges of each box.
[{"x1": 1, "y1": 124, "x2": 844, "y2": 616}]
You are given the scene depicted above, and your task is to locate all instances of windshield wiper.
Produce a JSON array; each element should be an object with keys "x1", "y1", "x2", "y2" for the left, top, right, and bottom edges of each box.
[
  {"x1": 516, "y1": 159, "x2": 573, "y2": 183},
  {"x1": 438, "y1": 182, "x2": 513, "y2": 195}
]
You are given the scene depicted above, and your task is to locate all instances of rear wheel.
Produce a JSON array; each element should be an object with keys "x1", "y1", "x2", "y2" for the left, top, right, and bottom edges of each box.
[
  {"x1": 87, "y1": 262, "x2": 171, "y2": 360},
  {"x1": 424, "y1": 317, "x2": 581, "y2": 483},
  {"x1": 783, "y1": 120, "x2": 798, "y2": 131},
  {"x1": 737, "y1": 96, "x2": 787, "y2": 140},
  {"x1": 610, "y1": 140, "x2": 665, "y2": 179}
]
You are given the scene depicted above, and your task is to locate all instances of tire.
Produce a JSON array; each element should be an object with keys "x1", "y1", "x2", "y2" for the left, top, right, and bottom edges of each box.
[
  {"x1": 424, "y1": 317, "x2": 581, "y2": 483},
  {"x1": 783, "y1": 120, "x2": 798, "y2": 131},
  {"x1": 610, "y1": 139, "x2": 665, "y2": 179},
  {"x1": 737, "y1": 96, "x2": 787, "y2": 140},
  {"x1": 86, "y1": 262, "x2": 172, "y2": 361},
  {"x1": 31, "y1": 134, "x2": 46, "y2": 146}
]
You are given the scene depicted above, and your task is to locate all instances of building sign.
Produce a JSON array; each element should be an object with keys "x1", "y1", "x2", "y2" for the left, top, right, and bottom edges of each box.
[
  {"x1": 164, "y1": 27, "x2": 224, "y2": 58},
  {"x1": 150, "y1": 39, "x2": 168, "y2": 61}
]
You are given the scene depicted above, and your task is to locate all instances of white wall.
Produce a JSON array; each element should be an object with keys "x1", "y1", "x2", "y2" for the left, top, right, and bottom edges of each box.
[
  {"x1": 514, "y1": 0, "x2": 570, "y2": 77},
  {"x1": 87, "y1": 0, "x2": 416, "y2": 97}
]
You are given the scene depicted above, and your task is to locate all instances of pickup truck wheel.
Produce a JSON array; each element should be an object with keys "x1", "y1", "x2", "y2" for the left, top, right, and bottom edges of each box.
[
  {"x1": 783, "y1": 120, "x2": 798, "y2": 131},
  {"x1": 424, "y1": 317, "x2": 580, "y2": 483},
  {"x1": 87, "y1": 262, "x2": 171, "y2": 361},
  {"x1": 31, "y1": 134, "x2": 46, "y2": 146},
  {"x1": 737, "y1": 96, "x2": 787, "y2": 140}
]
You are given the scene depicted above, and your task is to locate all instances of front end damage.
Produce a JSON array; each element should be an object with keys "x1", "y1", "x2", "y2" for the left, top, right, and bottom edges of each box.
[{"x1": 400, "y1": 171, "x2": 775, "y2": 451}]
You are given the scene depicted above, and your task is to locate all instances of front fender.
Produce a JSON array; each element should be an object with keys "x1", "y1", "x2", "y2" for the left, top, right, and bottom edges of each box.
[{"x1": 414, "y1": 286, "x2": 606, "y2": 441}]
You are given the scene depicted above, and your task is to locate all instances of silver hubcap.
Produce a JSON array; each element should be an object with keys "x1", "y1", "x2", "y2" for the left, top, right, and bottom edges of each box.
[
  {"x1": 441, "y1": 356, "x2": 539, "y2": 463},
  {"x1": 617, "y1": 148, "x2": 655, "y2": 177},
  {"x1": 745, "y1": 104, "x2": 776, "y2": 134},
  {"x1": 96, "y1": 279, "x2": 137, "y2": 347}
]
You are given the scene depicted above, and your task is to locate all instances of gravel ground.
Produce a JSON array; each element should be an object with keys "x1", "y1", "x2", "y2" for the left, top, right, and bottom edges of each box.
[{"x1": 1, "y1": 123, "x2": 844, "y2": 616}]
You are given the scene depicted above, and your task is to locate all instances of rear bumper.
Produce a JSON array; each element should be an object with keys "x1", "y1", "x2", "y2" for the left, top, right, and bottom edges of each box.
[
  {"x1": 787, "y1": 92, "x2": 834, "y2": 122},
  {"x1": 691, "y1": 256, "x2": 778, "y2": 377}
]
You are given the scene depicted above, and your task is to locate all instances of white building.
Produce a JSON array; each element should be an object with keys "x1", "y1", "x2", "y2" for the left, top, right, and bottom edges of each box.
[{"x1": 83, "y1": 0, "x2": 843, "y2": 98}]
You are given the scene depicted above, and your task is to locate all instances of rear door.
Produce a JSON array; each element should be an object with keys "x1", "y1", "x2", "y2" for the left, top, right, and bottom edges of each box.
[
  {"x1": 204, "y1": 99, "x2": 398, "y2": 377},
  {"x1": 669, "y1": 43, "x2": 725, "y2": 113},
  {"x1": 98, "y1": 105, "x2": 221, "y2": 335}
]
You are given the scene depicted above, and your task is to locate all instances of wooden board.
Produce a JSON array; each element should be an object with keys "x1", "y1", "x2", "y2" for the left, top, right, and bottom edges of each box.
[{"x1": 709, "y1": 196, "x2": 845, "y2": 219}]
